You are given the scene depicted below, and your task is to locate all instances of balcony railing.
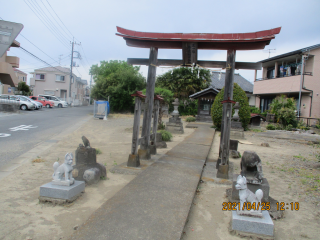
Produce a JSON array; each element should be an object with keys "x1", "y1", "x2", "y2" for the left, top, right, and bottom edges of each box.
[{"x1": 255, "y1": 72, "x2": 313, "y2": 81}]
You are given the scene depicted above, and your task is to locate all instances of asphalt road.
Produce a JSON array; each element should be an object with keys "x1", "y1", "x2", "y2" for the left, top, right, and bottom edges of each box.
[{"x1": 0, "y1": 105, "x2": 93, "y2": 168}]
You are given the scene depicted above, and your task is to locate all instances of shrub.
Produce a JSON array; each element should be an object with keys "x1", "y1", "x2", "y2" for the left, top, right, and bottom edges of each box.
[
  {"x1": 158, "y1": 122, "x2": 165, "y2": 130},
  {"x1": 286, "y1": 124, "x2": 293, "y2": 131},
  {"x1": 316, "y1": 119, "x2": 320, "y2": 129},
  {"x1": 275, "y1": 124, "x2": 283, "y2": 130},
  {"x1": 211, "y1": 83, "x2": 251, "y2": 130},
  {"x1": 186, "y1": 117, "x2": 196, "y2": 122},
  {"x1": 158, "y1": 130, "x2": 172, "y2": 141},
  {"x1": 269, "y1": 95, "x2": 297, "y2": 127},
  {"x1": 250, "y1": 106, "x2": 260, "y2": 114},
  {"x1": 178, "y1": 99, "x2": 198, "y2": 116},
  {"x1": 297, "y1": 120, "x2": 310, "y2": 130},
  {"x1": 266, "y1": 124, "x2": 276, "y2": 130}
]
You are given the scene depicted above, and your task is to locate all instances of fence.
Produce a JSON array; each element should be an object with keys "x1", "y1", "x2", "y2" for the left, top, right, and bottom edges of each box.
[
  {"x1": 296, "y1": 117, "x2": 319, "y2": 127},
  {"x1": 93, "y1": 100, "x2": 110, "y2": 119},
  {"x1": 0, "y1": 99, "x2": 20, "y2": 112}
]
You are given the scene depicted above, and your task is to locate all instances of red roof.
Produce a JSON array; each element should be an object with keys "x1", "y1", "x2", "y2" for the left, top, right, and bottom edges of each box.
[
  {"x1": 116, "y1": 26, "x2": 281, "y2": 43},
  {"x1": 116, "y1": 27, "x2": 281, "y2": 50}
]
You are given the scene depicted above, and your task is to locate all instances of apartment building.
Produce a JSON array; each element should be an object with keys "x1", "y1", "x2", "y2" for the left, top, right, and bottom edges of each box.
[
  {"x1": 0, "y1": 40, "x2": 20, "y2": 94},
  {"x1": 253, "y1": 44, "x2": 320, "y2": 121},
  {"x1": 30, "y1": 66, "x2": 87, "y2": 105}
]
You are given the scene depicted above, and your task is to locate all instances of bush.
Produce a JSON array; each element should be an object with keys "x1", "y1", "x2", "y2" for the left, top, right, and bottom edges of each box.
[
  {"x1": 316, "y1": 119, "x2": 320, "y2": 129},
  {"x1": 178, "y1": 99, "x2": 198, "y2": 116},
  {"x1": 158, "y1": 130, "x2": 172, "y2": 141},
  {"x1": 269, "y1": 95, "x2": 297, "y2": 127},
  {"x1": 211, "y1": 83, "x2": 251, "y2": 130},
  {"x1": 250, "y1": 106, "x2": 260, "y2": 114},
  {"x1": 158, "y1": 122, "x2": 165, "y2": 130},
  {"x1": 266, "y1": 124, "x2": 276, "y2": 130},
  {"x1": 286, "y1": 124, "x2": 293, "y2": 131},
  {"x1": 186, "y1": 117, "x2": 196, "y2": 122},
  {"x1": 297, "y1": 120, "x2": 310, "y2": 130}
]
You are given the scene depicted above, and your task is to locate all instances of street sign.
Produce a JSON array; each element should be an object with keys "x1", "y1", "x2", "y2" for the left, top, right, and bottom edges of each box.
[{"x1": 0, "y1": 20, "x2": 24, "y2": 58}]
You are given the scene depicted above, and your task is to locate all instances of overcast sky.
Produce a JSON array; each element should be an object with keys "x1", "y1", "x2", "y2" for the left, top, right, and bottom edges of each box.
[{"x1": 2, "y1": 0, "x2": 320, "y2": 85}]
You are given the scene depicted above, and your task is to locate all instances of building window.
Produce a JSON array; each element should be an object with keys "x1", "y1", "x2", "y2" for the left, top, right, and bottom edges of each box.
[
  {"x1": 44, "y1": 90, "x2": 55, "y2": 95},
  {"x1": 22, "y1": 76, "x2": 26, "y2": 82},
  {"x1": 56, "y1": 75, "x2": 65, "y2": 81},
  {"x1": 36, "y1": 74, "x2": 45, "y2": 80}
]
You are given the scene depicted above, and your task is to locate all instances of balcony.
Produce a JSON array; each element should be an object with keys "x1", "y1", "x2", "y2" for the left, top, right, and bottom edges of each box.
[
  {"x1": 5, "y1": 56, "x2": 20, "y2": 68},
  {"x1": 253, "y1": 73, "x2": 313, "y2": 95},
  {"x1": 255, "y1": 72, "x2": 312, "y2": 81}
]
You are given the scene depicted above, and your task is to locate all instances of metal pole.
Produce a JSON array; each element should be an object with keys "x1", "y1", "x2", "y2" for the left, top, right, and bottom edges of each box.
[
  {"x1": 89, "y1": 74, "x2": 92, "y2": 105},
  {"x1": 69, "y1": 38, "x2": 74, "y2": 102},
  {"x1": 297, "y1": 55, "x2": 306, "y2": 117}
]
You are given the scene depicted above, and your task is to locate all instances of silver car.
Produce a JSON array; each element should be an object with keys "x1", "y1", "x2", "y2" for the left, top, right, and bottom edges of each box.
[
  {"x1": 16, "y1": 95, "x2": 43, "y2": 110},
  {"x1": 0, "y1": 95, "x2": 35, "y2": 110}
]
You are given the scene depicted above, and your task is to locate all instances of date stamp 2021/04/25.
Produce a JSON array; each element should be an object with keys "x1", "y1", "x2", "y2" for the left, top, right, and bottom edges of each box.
[{"x1": 222, "y1": 202, "x2": 300, "y2": 211}]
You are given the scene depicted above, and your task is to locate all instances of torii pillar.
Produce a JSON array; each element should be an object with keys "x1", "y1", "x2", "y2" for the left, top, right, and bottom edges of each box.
[
  {"x1": 138, "y1": 47, "x2": 158, "y2": 159},
  {"x1": 217, "y1": 49, "x2": 236, "y2": 179}
]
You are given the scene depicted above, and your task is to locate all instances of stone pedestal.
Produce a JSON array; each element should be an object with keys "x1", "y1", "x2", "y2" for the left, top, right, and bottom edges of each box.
[
  {"x1": 39, "y1": 180, "x2": 85, "y2": 202},
  {"x1": 149, "y1": 144, "x2": 157, "y2": 155},
  {"x1": 73, "y1": 146, "x2": 106, "y2": 182},
  {"x1": 166, "y1": 116, "x2": 184, "y2": 134},
  {"x1": 232, "y1": 210, "x2": 274, "y2": 237},
  {"x1": 217, "y1": 163, "x2": 229, "y2": 179},
  {"x1": 232, "y1": 174, "x2": 270, "y2": 202},
  {"x1": 138, "y1": 147, "x2": 151, "y2": 160},
  {"x1": 127, "y1": 154, "x2": 140, "y2": 167},
  {"x1": 230, "y1": 139, "x2": 239, "y2": 150},
  {"x1": 230, "y1": 121, "x2": 244, "y2": 139}
]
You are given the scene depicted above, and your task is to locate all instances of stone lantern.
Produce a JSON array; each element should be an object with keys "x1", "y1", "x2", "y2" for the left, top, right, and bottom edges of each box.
[{"x1": 165, "y1": 98, "x2": 184, "y2": 134}]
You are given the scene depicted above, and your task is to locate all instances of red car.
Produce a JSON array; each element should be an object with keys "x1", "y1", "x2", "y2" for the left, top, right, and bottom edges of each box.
[{"x1": 29, "y1": 96, "x2": 54, "y2": 108}]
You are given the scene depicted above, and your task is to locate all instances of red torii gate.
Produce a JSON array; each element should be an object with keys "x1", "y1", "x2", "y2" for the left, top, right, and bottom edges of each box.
[{"x1": 116, "y1": 26, "x2": 281, "y2": 178}]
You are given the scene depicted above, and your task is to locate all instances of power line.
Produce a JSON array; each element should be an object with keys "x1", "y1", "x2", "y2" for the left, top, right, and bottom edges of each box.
[
  {"x1": 23, "y1": 0, "x2": 69, "y2": 49},
  {"x1": 28, "y1": 0, "x2": 70, "y2": 44},
  {"x1": 41, "y1": 0, "x2": 73, "y2": 39},
  {"x1": 45, "y1": 0, "x2": 74, "y2": 38},
  {"x1": 30, "y1": 0, "x2": 70, "y2": 42},
  {"x1": 19, "y1": 46, "x2": 67, "y2": 73}
]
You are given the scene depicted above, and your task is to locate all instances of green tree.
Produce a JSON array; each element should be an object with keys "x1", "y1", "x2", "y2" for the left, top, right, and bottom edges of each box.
[
  {"x1": 155, "y1": 66, "x2": 211, "y2": 100},
  {"x1": 90, "y1": 60, "x2": 146, "y2": 112},
  {"x1": 142, "y1": 87, "x2": 174, "y2": 129},
  {"x1": 211, "y1": 83, "x2": 251, "y2": 130},
  {"x1": 17, "y1": 82, "x2": 31, "y2": 96}
]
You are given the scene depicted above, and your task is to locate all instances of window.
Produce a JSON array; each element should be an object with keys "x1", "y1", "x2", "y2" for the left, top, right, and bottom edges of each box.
[
  {"x1": 35, "y1": 74, "x2": 45, "y2": 80},
  {"x1": 31, "y1": 97, "x2": 37, "y2": 100},
  {"x1": 22, "y1": 76, "x2": 26, "y2": 82},
  {"x1": 56, "y1": 75, "x2": 65, "y2": 81}
]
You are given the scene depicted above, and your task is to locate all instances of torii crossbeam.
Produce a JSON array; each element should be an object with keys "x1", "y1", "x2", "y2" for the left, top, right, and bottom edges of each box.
[{"x1": 116, "y1": 26, "x2": 281, "y2": 178}]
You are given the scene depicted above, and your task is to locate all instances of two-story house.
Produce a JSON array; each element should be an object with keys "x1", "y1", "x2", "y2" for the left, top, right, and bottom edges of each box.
[
  {"x1": 30, "y1": 66, "x2": 87, "y2": 105},
  {"x1": 14, "y1": 68, "x2": 27, "y2": 83},
  {"x1": 0, "y1": 40, "x2": 20, "y2": 95},
  {"x1": 253, "y1": 44, "x2": 320, "y2": 122}
]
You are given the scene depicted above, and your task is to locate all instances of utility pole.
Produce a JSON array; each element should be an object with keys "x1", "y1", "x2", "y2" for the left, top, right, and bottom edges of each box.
[
  {"x1": 69, "y1": 38, "x2": 74, "y2": 102},
  {"x1": 58, "y1": 54, "x2": 63, "y2": 65},
  {"x1": 89, "y1": 74, "x2": 92, "y2": 105},
  {"x1": 297, "y1": 55, "x2": 307, "y2": 117}
]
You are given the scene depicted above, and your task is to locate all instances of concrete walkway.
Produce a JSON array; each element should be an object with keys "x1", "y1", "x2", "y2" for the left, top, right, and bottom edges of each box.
[{"x1": 70, "y1": 123, "x2": 215, "y2": 240}]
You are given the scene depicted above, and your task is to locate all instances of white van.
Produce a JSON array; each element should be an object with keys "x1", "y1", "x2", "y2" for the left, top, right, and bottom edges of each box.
[{"x1": 39, "y1": 95, "x2": 68, "y2": 108}]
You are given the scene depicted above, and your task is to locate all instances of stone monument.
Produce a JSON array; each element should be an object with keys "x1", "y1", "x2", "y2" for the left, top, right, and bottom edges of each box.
[
  {"x1": 230, "y1": 102, "x2": 244, "y2": 139},
  {"x1": 73, "y1": 136, "x2": 107, "y2": 185},
  {"x1": 165, "y1": 98, "x2": 184, "y2": 134},
  {"x1": 39, "y1": 153, "x2": 85, "y2": 204}
]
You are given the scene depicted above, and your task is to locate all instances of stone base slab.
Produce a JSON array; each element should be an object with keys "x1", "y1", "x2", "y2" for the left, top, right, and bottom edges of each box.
[
  {"x1": 39, "y1": 180, "x2": 85, "y2": 200},
  {"x1": 166, "y1": 121, "x2": 184, "y2": 134},
  {"x1": 138, "y1": 148, "x2": 151, "y2": 160},
  {"x1": 232, "y1": 174, "x2": 270, "y2": 202},
  {"x1": 217, "y1": 164, "x2": 229, "y2": 179},
  {"x1": 232, "y1": 210, "x2": 274, "y2": 237}
]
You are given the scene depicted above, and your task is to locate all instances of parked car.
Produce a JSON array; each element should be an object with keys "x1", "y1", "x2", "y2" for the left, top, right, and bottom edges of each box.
[
  {"x1": 39, "y1": 95, "x2": 68, "y2": 108},
  {"x1": 29, "y1": 96, "x2": 54, "y2": 108},
  {"x1": 0, "y1": 94, "x2": 35, "y2": 110},
  {"x1": 15, "y1": 95, "x2": 43, "y2": 110}
]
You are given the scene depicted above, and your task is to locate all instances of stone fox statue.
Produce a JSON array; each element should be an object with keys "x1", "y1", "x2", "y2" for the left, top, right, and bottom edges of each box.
[
  {"x1": 52, "y1": 153, "x2": 75, "y2": 186},
  {"x1": 235, "y1": 175, "x2": 263, "y2": 212}
]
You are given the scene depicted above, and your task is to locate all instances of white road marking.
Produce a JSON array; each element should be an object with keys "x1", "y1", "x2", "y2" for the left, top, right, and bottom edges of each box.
[
  {"x1": 0, "y1": 133, "x2": 11, "y2": 137},
  {"x1": 9, "y1": 125, "x2": 38, "y2": 132}
]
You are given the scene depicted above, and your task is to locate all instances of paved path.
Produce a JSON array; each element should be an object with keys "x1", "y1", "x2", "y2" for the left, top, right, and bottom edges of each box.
[{"x1": 70, "y1": 123, "x2": 215, "y2": 240}]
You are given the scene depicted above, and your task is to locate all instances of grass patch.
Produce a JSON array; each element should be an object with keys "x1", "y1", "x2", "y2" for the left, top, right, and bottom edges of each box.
[
  {"x1": 185, "y1": 117, "x2": 196, "y2": 122},
  {"x1": 158, "y1": 130, "x2": 172, "y2": 142},
  {"x1": 250, "y1": 129, "x2": 265, "y2": 133},
  {"x1": 32, "y1": 158, "x2": 45, "y2": 163},
  {"x1": 100, "y1": 176, "x2": 107, "y2": 180},
  {"x1": 96, "y1": 148, "x2": 102, "y2": 155}
]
